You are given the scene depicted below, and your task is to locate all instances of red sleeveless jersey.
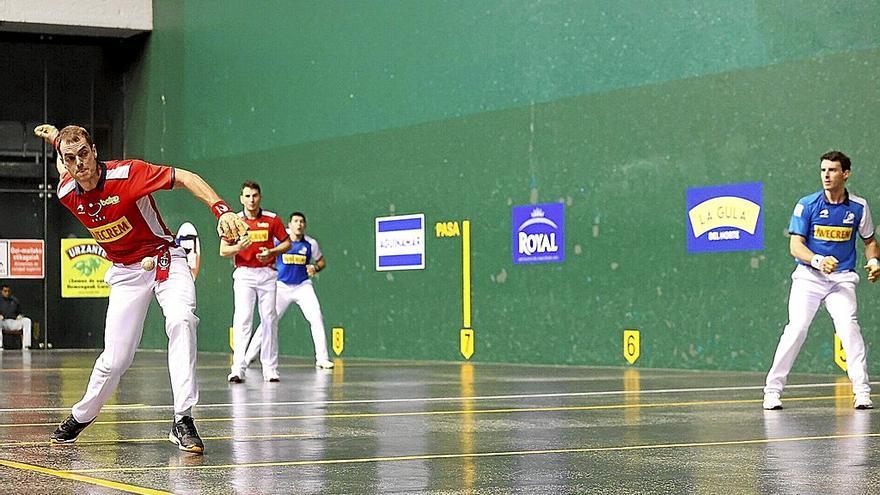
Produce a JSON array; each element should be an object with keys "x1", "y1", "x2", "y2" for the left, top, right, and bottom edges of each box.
[{"x1": 57, "y1": 160, "x2": 176, "y2": 265}]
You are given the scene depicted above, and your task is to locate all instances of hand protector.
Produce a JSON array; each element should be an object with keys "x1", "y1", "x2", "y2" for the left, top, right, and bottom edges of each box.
[{"x1": 218, "y1": 212, "x2": 249, "y2": 242}]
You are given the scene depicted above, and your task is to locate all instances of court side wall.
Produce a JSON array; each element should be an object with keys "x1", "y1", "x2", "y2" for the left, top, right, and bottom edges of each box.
[{"x1": 125, "y1": 1, "x2": 880, "y2": 373}]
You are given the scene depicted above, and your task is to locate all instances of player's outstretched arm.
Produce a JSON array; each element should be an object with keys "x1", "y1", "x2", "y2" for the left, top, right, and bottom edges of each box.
[{"x1": 174, "y1": 168, "x2": 248, "y2": 241}]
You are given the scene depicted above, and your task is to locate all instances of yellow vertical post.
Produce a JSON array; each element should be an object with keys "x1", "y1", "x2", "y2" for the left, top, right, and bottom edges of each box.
[{"x1": 462, "y1": 220, "x2": 471, "y2": 329}]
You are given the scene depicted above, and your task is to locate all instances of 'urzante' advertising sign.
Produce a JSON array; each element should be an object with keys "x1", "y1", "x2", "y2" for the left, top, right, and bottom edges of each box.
[
  {"x1": 375, "y1": 213, "x2": 425, "y2": 271},
  {"x1": 686, "y1": 182, "x2": 763, "y2": 253},
  {"x1": 512, "y1": 202, "x2": 565, "y2": 264}
]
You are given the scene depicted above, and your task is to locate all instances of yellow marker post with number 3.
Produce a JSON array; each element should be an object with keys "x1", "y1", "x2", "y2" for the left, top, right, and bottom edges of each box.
[{"x1": 624, "y1": 330, "x2": 640, "y2": 364}]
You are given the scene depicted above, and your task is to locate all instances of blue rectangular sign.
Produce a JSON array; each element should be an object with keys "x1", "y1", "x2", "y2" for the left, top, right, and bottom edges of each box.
[
  {"x1": 686, "y1": 182, "x2": 764, "y2": 253},
  {"x1": 375, "y1": 213, "x2": 425, "y2": 271},
  {"x1": 512, "y1": 202, "x2": 565, "y2": 264}
]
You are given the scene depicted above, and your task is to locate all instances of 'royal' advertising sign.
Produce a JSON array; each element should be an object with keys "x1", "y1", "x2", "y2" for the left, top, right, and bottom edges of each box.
[
  {"x1": 512, "y1": 202, "x2": 565, "y2": 264},
  {"x1": 686, "y1": 182, "x2": 763, "y2": 253}
]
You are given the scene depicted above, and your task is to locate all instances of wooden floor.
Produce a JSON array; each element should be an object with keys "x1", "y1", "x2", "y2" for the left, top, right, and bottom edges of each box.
[{"x1": 1, "y1": 350, "x2": 879, "y2": 494}]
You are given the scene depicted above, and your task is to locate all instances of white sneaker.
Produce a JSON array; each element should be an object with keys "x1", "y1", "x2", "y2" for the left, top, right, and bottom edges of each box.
[
  {"x1": 854, "y1": 392, "x2": 873, "y2": 409},
  {"x1": 763, "y1": 392, "x2": 782, "y2": 410},
  {"x1": 315, "y1": 359, "x2": 335, "y2": 369}
]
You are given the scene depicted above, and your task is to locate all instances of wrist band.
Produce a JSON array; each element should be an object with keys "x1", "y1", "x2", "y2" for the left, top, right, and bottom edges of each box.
[
  {"x1": 868, "y1": 258, "x2": 879, "y2": 267},
  {"x1": 810, "y1": 254, "x2": 824, "y2": 270},
  {"x1": 211, "y1": 200, "x2": 232, "y2": 219}
]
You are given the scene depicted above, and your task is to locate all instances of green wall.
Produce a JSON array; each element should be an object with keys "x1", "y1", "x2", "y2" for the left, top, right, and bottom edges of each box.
[{"x1": 127, "y1": 0, "x2": 880, "y2": 373}]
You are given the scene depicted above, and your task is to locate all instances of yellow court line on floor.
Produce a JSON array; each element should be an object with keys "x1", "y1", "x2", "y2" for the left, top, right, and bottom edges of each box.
[
  {"x1": 0, "y1": 432, "x2": 312, "y2": 449},
  {"x1": 65, "y1": 431, "x2": 880, "y2": 474},
  {"x1": 0, "y1": 394, "x2": 847, "y2": 429},
  {"x1": 0, "y1": 458, "x2": 171, "y2": 494}
]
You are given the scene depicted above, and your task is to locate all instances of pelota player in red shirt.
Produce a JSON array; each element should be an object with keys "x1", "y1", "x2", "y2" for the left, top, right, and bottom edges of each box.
[
  {"x1": 220, "y1": 181, "x2": 291, "y2": 383},
  {"x1": 35, "y1": 124, "x2": 249, "y2": 454}
]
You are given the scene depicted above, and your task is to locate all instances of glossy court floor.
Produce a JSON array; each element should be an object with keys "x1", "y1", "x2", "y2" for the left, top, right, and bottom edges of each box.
[{"x1": 1, "y1": 351, "x2": 880, "y2": 494}]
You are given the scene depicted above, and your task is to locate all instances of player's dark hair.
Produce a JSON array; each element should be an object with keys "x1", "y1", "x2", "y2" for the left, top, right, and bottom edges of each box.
[
  {"x1": 241, "y1": 180, "x2": 261, "y2": 194},
  {"x1": 821, "y1": 150, "x2": 851, "y2": 171},
  {"x1": 58, "y1": 125, "x2": 94, "y2": 147},
  {"x1": 1, "y1": 284, "x2": 9, "y2": 290},
  {"x1": 290, "y1": 211, "x2": 306, "y2": 222}
]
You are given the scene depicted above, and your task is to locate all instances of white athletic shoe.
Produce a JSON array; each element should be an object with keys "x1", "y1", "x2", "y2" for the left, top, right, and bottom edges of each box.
[
  {"x1": 763, "y1": 392, "x2": 783, "y2": 410},
  {"x1": 854, "y1": 392, "x2": 873, "y2": 410},
  {"x1": 315, "y1": 359, "x2": 335, "y2": 369}
]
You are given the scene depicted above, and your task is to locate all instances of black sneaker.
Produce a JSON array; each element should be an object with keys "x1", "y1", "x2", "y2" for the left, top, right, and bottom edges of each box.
[
  {"x1": 169, "y1": 416, "x2": 204, "y2": 453},
  {"x1": 51, "y1": 414, "x2": 93, "y2": 444}
]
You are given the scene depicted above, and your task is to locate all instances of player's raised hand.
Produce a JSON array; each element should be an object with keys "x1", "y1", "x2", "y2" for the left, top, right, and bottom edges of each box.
[
  {"x1": 865, "y1": 259, "x2": 880, "y2": 283},
  {"x1": 217, "y1": 211, "x2": 248, "y2": 241},
  {"x1": 34, "y1": 124, "x2": 59, "y2": 144}
]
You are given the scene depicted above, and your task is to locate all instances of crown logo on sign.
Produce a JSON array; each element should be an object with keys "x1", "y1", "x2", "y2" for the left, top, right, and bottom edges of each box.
[{"x1": 530, "y1": 208, "x2": 545, "y2": 218}]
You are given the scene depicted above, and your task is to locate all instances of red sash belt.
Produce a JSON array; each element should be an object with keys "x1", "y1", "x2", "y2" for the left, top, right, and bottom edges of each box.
[{"x1": 156, "y1": 246, "x2": 172, "y2": 283}]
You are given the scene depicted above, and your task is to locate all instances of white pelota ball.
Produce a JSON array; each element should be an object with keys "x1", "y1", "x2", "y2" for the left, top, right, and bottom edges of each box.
[{"x1": 141, "y1": 257, "x2": 156, "y2": 271}]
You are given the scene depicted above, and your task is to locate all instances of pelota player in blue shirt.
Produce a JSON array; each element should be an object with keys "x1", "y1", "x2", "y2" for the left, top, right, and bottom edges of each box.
[
  {"x1": 764, "y1": 151, "x2": 880, "y2": 410},
  {"x1": 245, "y1": 211, "x2": 334, "y2": 372}
]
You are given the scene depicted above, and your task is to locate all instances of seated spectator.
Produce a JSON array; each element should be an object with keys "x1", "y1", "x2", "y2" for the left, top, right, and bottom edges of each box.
[{"x1": 0, "y1": 284, "x2": 32, "y2": 349}]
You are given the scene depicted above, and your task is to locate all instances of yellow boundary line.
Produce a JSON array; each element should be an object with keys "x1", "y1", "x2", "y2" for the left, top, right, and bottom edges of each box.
[
  {"x1": 65, "y1": 431, "x2": 880, "y2": 474},
  {"x1": 0, "y1": 394, "x2": 847, "y2": 429},
  {"x1": 0, "y1": 458, "x2": 171, "y2": 494}
]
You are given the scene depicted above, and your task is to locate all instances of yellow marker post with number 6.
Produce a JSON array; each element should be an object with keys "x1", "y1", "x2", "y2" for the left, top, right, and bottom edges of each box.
[
  {"x1": 624, "y1": 330, "x2": 640, "y2": 364},
  {"x1": 460, "y1": 329, "x2": 474, "y2": 360},
  {"x1": 332, "y1": 327, "x2": 344, "y2": 356},
  {"x1": 834, "y1": 334, "x2": 847, "y2": 372}
]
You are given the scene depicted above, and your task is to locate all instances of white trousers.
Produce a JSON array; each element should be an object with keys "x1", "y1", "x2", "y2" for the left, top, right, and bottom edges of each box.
[
  {"x1": 245, "y1": 280, "x2": 329, "y2": 364},
  {"x1": 0, "y1": 317, "x2": 32, "y2": 349},
  {"x1": 765, "y1": 264, "x2": 870, "y2": 395},
  {"x1": 230, "y1": 266, "x2": 279, "y2": 379},
  {"x1": 73, "y1": 249, "x2": 199, "y2": 422}
]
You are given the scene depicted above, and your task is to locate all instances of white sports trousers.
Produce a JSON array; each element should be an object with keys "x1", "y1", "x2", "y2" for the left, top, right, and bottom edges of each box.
[
  {"x1": 229, "y1": 266, "x2": 279, "y2": 380},
  {"x1": 245, "y1": 279, "x2": 330, "y2": 364},
  {"x1": 765, "y1": 264, "x2": 870, "y2": 395},
  {"x1": 72, "y1": 248, "x2": 199, "y2": 422}
]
